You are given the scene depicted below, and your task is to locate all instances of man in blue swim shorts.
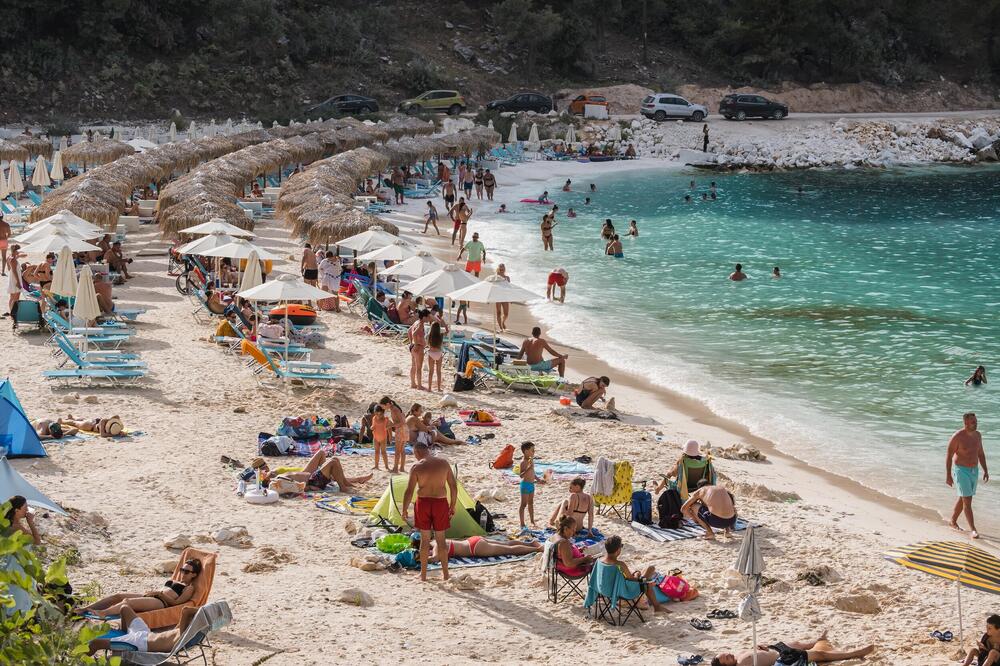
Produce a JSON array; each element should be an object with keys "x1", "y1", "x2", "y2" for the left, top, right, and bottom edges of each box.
[
  {"x1": 946, "y1": 412, "x2": 990, "y2": 539},
  {"x1": 515, "y1": 327, "x2": 567, "y2": 377}
]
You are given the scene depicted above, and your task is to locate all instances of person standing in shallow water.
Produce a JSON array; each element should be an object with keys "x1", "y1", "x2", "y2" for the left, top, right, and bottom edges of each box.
[
  {"x1": 946, "y1": 412, "x2": 989, "y2": 539},
  {"x1": 729, "y1": 263, "x2": 748, "y2": 281}
]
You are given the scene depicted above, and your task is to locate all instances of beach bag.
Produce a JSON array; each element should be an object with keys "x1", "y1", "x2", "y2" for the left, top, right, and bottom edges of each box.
[
  {"x1": 467, "y1": 501, "x2": 496, "y2": 532},
  {"x1": 453, "y1": 374, "x2": 475, "y2": 392},
  {"x1": 490, "y1": 444, "x2": 515, "y2": 469},
  {"x1": 657, "y1": 575, "x2": 690, "y2": 600},
  {"x1": 474, "y1": 410, "x2": 494, "y2": 423},
  {"x1": 631, "y1": 489, "x2": 653, "y2": 525},
  {"x1": 657, "y1": 487, "x2": 684, "y2": 529},
  {"x1": 269, "y1": 478, "x2": 305, "y2": 496}
]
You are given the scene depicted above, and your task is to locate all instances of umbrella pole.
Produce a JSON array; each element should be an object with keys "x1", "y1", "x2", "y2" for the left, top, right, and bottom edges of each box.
[
  {"x1": 284, "y1": 299, "x2": 290, "y2": 393},
  {"x1": 752, "y1": 618, "x2": 758, "y2": 666},
  {"x1": 957, "y1": 577, "x2": 964, "y2": 647}
]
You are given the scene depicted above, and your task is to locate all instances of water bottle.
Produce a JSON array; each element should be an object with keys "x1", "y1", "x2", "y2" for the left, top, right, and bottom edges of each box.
[{"x1": 237, "y1": 480, "x2": 246, "y2": 497}]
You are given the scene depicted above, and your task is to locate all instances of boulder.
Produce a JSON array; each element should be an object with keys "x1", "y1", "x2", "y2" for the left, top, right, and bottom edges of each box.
[
  {"x1": 977, "y1": 145, "x2": 998, "y2": 162},
  {"x1": 969, "y1": 126, "x2": 993, "y2": 150},
  {"x1": 163, "y1": 534, "x2": 192, "y2": 550},
  {"x1": 338, "y1": 588, "x2": 374, "y2": 607},
  {"x1": 832, "y1": 593, "x2": 880, "y2": 614}
]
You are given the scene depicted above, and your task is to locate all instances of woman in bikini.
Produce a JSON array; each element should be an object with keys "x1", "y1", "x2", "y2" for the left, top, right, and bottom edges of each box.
[
  {"x1": 549, "y1": 478, "x2": 594, "y2": 533},
  {"x1": 78, "y1": 558, "x2": 203, "y2": 618},
  {"x1": 418, "y1": 534, "x2": 543, "y2": 561},
  {"x1": 553, "y1": 516, "x2": 595, "y2": 577},
  {"x1": 482, "y1": 169, "x2": 496, "y2": 201},
  {"x1": 408, "y1": 308, "x2": 429, "y2": 390},
  {"x1": 494, "y1": 264, "x2": 511, "y2": 331},
  {"x1": 425, "y1": 321, "x2": 444, "y2": 392},
  {"x1": 474, "y1": 167, "x2": 485, "y2": 200},
  {"x1": 541, "y1": 214, "x2": 555, "y2": 251},
  {"x1": 379, "y1": 396, "x2": 408, "y2": 473}
]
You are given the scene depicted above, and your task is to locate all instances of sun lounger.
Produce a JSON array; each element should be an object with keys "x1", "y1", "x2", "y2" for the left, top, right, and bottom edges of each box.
[
  {"x1": 481, "y1": 367, "x2": 566, "y2": 394},
  {"x1": 250, "y1": 345, "x2": 340, "y2": 386},
  {"x1": 45, "y1": 308, "x2": 133, "y2": 334},
  {"x1": 52, "y1": 335, "x2": 146, "y2": 369},
  {"x1": 44, "y1": 313, "x2": 132, "y2": 349},
  {"x1": 43, "y1": 367, "x2": 146, "y2": 386},
  {"x1": 106, "y1": 600, "x2": 232, "y2": 666},
  {"x1": 27, "y1": 190, "x2": 43, "y2": 206},
  {"x1": 10, "y1": 299, "x2": 44, "y2": 332}
]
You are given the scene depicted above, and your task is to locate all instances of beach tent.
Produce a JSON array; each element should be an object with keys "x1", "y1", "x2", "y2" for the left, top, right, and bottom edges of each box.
[
  {"x1": 0, "y1": 382, "x2": 45, "y2": 458},
  {"x1": 0, "y1": 457, "x2": 64, "y2": 514},
  {"x1": 370, "y1": 468, "x2": 485, "y2": 539}
]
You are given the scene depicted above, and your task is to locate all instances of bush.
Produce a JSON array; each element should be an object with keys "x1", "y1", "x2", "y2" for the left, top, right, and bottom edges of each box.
[
  {"x1": 394, "y1": 60, "x2": 450, "y2": 97},
  {"x1": 168, "y1": 110, "x2": 191, "y2": 131},
  {"x1": 0, "y1": 501, "x2": 113, "y2": 664}
]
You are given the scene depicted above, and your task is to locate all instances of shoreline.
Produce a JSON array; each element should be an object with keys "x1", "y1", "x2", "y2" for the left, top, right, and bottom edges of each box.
[{"x1": 384, "y1": 157, "x2": 972, "y2": 546}]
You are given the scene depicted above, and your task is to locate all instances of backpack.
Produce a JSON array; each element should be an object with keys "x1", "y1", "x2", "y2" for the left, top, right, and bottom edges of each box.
[
  {"x1": 453, "y1": 374, "x2": 475, "y2": 392},
  {"x1": 259, "y1": 439, "x2": 283, "y2": 456},
  {"x1": 657, "y1": 575, "x2": 691, "y2": 600},
  {"x1": 489, "y1": 444, "x2": 515, "y2": 469},
  {"x1": 631, "y1": 489, "x2": 652, "y2": 525},
  {"x1": 657, "y1": 486, "x2": 684, "y2": 529},
  {"x1": 467, "y1": 501, "x2": 496, "y2": 532}
]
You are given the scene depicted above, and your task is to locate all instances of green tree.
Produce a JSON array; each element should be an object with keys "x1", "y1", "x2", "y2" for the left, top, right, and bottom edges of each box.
[{"x1": 495, "y1": 0, "x2": 565, "y2": 74}]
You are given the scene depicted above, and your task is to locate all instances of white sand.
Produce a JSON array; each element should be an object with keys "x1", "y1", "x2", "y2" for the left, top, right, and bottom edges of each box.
[{"x1": 3, "y1": 156, "x2": 992, "y2": 665}]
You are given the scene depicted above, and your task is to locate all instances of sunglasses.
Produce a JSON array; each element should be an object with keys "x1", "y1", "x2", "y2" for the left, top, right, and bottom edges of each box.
[{"x1": 180, "y1": 568, "x2": 195, "y2": 575}]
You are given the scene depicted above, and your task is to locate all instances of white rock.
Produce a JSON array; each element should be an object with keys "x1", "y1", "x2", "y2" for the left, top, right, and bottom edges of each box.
[
  {"x1": 338, "y1": 588, "x2": 374, "y2": 607},
  {"x1": 164, "y1": 534, "x2": 192, "y2": 550}
]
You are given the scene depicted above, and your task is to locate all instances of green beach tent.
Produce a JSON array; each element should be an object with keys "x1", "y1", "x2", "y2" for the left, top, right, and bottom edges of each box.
[{"x1": 370, "y1": 467, "x2": 485, "y2": 539}]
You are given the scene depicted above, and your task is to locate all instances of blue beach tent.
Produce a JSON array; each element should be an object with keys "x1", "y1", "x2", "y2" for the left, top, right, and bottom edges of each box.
[
  {"x1": 0, "y1": 456, "x2": 65, "y2": 515},
  {"x1": 0, "y1": 379, "x2": 46, "y2": 458}
]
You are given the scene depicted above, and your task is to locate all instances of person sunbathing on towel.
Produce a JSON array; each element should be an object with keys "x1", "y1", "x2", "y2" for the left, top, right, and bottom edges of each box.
[
  {"x1": 711, "y1": 630, "x2": 874, "y2": 666},
  {"x1": 412, "y1": 532, "x2": 543, "y2": 561},
  {"x1": 88, "y1": 604, "x2": 200, "y2": 656},
  {"x1": 421, "y1": 412, "x2": 463, "y2": 446},
  {"x1": 77, "y1": 558, "x2": 203, "y2": 618},
  {"x1": 33, "y1": 419, "x2": 71, "y2": 440},
  {"x1": 254, "y1": 450, "x2": 372, "y2": 493},
  {"x1": 60, "y1": 415, "x2": 125, "y2": 437}
]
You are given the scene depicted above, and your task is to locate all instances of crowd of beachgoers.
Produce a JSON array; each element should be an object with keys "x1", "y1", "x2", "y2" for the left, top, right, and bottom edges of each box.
[{"x1": 1, "y1": 115, "x2": 998, "y2": 665}]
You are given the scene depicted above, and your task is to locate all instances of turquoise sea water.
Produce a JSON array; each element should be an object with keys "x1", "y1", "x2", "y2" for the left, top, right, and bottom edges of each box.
[{"x1": 483, "y1": 165, "x2": 1000, "y2": 524}]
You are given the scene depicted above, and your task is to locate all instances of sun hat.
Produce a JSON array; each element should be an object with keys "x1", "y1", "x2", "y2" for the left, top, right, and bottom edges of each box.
[{"x1": 684, "y1": 440, "x2": 700, "y2": 457}]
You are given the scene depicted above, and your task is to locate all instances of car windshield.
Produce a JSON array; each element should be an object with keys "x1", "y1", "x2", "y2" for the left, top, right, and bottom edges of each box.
[
  {"x1": 593, "y1": 96, "x2": 606, "y2": 102},
  {"x1": 642, "y1": 96, "x2": 653, "y2": 103}
]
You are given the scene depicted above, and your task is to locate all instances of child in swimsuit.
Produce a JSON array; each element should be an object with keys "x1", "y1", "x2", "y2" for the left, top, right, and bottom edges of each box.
[
  {"x1": 426, "y1": 321, "x2": 444, "y2": 392},
  {"x1": 372, "y1": 405, "x2": 389, "y2": 470},
  {"x1": 519, "y1": 441, "x2": 545, "y2": 528},
  {"x1": 549, "y1": 477, "x2": 594, "y2": 534}
]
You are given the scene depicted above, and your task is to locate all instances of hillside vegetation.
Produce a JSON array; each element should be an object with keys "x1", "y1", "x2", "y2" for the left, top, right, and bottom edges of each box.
[{"x1": 2, "y1": 0, "x2": 998, "y2": 125}]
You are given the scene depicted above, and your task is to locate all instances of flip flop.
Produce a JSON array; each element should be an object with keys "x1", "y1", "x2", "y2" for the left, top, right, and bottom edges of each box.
[
  {"x1": 575, "y1": 455, "x2": 593, "y2": 464},
  {"x1": 707, "y1": 609, "x2": 737, "y2": 619},
  {"x1": 930, "y1": 630, "x2": 953, "y2": 642},
  {"x1": 677, "y1": 656, "x2": 704, "y2": 665},
  {"x1": 668, "y1": 568, "x2": 683, "y2": 577},
  {"x1": 690, "y1": 618, "x2": 713, "y2": 631}
]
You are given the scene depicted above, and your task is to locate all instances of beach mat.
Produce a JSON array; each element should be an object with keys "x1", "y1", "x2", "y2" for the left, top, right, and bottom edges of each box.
[
  {"x1": 631, "y1": 518, "x2": 750, "y2": 543},
  {"x1": 501, "y1": 460, "x2": 594, "y2": 484},
  {"x1": 368, "y1": 546, "x2": 537, "y2": 571},
  {"x1": 512, "y1": 527, "x2": 604, "y2": 548},
  {"x1": 316, "y1": 496, "x2": 378, "y2": 515},
  {"x1": 339, "y1": 444, "x2": 413, "y2": 456}
]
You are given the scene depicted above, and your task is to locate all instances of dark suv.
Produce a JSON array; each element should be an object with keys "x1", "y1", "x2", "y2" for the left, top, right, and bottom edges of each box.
[
  {"x1": 719, "y1": 94, "x2": 788, "y2": 120},
  {"x1": 486, "y1": 92, "x2": 554, "y2": 114},
  {"x1": 305, "y1": 94, "x2": 379, "y2": 117}
]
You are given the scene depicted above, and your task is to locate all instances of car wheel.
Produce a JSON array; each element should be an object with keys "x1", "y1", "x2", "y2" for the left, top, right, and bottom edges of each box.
[
  {"x1": 653, "y1": 110, "x2": 666, "y2": 122},
  {"x1": 448, "y1": 104, "x2": 462, "y2": 116},
  {"x1": 736, "y1": 110, "x2": 747, "y2": 121},
  {"x1": 772, "y1": 109, "x2": 785, "y2": 120},
  {"x1": 690, "y1": 110, "x2": 705, "y2": 122},
  {"x1": 724, "y1": 115, "x2": 733, "y2": 120},
  {"x1": 362, "y1": 105, "x2": 376, "y2": 114},
  {"x1": 406, "y1": 106, "x2": 418, "y2": 116}
]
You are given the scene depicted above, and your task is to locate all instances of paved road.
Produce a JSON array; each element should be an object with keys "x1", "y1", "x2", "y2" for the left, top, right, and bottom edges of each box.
[{"x1": 611, "y1": 109, "x2": 1000, "y2": 124}]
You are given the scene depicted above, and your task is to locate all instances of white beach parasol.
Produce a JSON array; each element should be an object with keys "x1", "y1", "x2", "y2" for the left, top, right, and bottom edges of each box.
[
  {"x1": 565, "y1": 125, "x2": 577, "y2": 145},
  {"x1": 31, "y1": 156, "x2": 51, "y2": 188},
  {"x1": 7, "y1": 161, "x2": 23, "y2": 194},
  {"x1": 176, "y1": 232, "x2": 236, "y2": 256},
  {"x1": 404, "y1": 264, "x2": 482, "y2": 298},
  {"x1": 20, "y1": 231, "x2": 101, "y2": 256},
  {"x1": 357, "y1": 240, "x2": 419, "y2": 297},
  {"x1": 735, "y1": 525, "x2": 766, "y2": 666},
  {"x1": 507, "y1": 122, "x2": 518, "y2": 144},
  {"x1": 58, "y1": 136, "x2": 68, "y2": 152},
  {"x1": 487, "y1": 119, "x2": 494, "y2": 131},
  {"x1": 379, "y1": 251, "x2": 447, "y2": 279},
  {"x1": 447, "y1": 274, "x2": 538, "y2": 359},
  {"x1": 126, "y1": 138, "x2": 158, "y2": 153},
  {"x1": 527, "y1": 123, "x2": 540, "y2": 150},
  {"x1": 239, "y1": 249, "x2": 263, "y2": 292},
  {"x1": 180, "y1": 218, "x2": 256, "y2": 238},
  {"x1": 169, "y1": 121, "x2": 177, "y2": 143},
  {"x1": 12, "y1": 220, "x2": 95, "y2": 245},
  {"x1": 336, "y1": 226, "x2": 406, "y2": 253},
  {"x1": 72, "y1": 264, "x2": 102, "y2": 325},
  {"x1": 200, "y1": 238, "x2": 283, "y2": 262},
  {"x1": 237, "y1": 274, "x2": 331, "y2": 371},
  {"x1": 50, "y1": 246, "x2": 78, "y2": 299},
  {"x1": 0, "y1": 168, "x2": 9, "y2": 199},
  {"x1": 49, "y1": 151, "x2": 64, "y2": 182}
]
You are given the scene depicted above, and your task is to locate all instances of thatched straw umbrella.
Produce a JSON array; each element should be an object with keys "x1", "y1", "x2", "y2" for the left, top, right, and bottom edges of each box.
[
  {"x1": 159, "y1": 200, "x2": 253, "y2": 236},
  {"x1": 63, "y1": 138, "x2": 136, "y2": 170},
  {"x1": 0, "y1": 140, "x2": 30, "y2": 163},
  {"x1": 13, "y1": 135, "x2": 54, "y2": 159},
  {"x1": 29, "y1": 191, "x2": 122, "y2": 229},
  {"x1": 300, "y1": 208, "x2": 397, "y2": 246}
]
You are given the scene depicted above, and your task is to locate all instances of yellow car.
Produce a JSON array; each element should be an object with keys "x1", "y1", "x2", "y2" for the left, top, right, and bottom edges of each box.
[{"x1": 397, "y1": 90, "x2": 467, "y2": 115}]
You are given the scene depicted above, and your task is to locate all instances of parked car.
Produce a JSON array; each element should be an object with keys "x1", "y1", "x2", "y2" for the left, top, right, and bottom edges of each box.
[
  {"x1": 397, "y1": 90, "x2": 466, "y2": 115},
  {"x1": 304, "y1": 94, "x2": 379, "y2": 117},
  {"x1": 567, "y1": 94, "x2": 608, "y2": 116},
  {"x1": 640, "y1": 94, "x2": 707, "y2": 122},
  {"x1": 486, "y1": 92, "x2": 554, "y2": 114},
  {"x1": 719, "y1": 94, "x2": 788, "y2": 120}
]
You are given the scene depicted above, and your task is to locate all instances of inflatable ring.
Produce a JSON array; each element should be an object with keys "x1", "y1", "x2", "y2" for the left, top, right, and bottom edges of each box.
[{"x1": 245, "y1": 489, "x2": 279, "y2": 505}]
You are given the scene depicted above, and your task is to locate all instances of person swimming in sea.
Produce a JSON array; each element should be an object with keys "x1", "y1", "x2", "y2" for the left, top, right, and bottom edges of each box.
[
  {"x1": 966, "y1": 366, "x2": 988, "y2": 387},
  {"x1": 538, "y1": 190, "x2": 550, "y2": 203},
  {"x1": 600, "y1": 219, "x2": 615, "y2": 241},
  {"x1": 701, "y1": 192, "x2": 709, "y2": 201},
  {"x1": 590, "y1": 183, "x2": 597, "y2": 192},
  {"x1": 584, "y1": 197, "x2": 591, "y2": 205},
  {"x1": 729, "y1": 263, "x2": 748, "y2": 281},
  {"x1": 689, "y1": 180, "x2": 696, "y2": 190},
  {"x1": 797, "y1": 185, "x2": 804, "y2": 194},
  {"x1": 497, "y1": 204, "x2": 508, "y2": 213},
  {"x1": 710, "y1": 191, "x2": 717, "y2": 200},
  {"x1": 605, "y1": 235, "x2": 624, "y2": 258},
  {"x1": 562, "y1": 179, "x2": 572, "y2": 192},
  {"x1": 684, "y1": 194, "x2": 692, "y2": 203},
  {"x1": 772, "y1": 266, "x2": 781, "y2": 278},
  {"x1": 567, "y1": 207, "x2": 576, "y2": 218},
  {"x1": 710, "y1": 181, "x2": 717, "y2": 195},
  {"x1": 627, "y1": 220, "x2": 638, "y2": 237}
]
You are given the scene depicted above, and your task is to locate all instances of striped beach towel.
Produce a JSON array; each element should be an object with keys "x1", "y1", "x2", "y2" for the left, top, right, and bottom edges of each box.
[
  {"x1": 630, "y1": 518, "x2": 750, "y2": 543},
  {"x1": 500, "y1": 460, "x2": 594, "y2": 484},
  {"x1": 369, "y1": 546, "x2": 538, "y2": 570},
  {"x1": 316, "y1": 496, "x2": 378, "y2": 515},
  {"x1": 339, "y1": 444, "x2": 413, "y2": 456}
]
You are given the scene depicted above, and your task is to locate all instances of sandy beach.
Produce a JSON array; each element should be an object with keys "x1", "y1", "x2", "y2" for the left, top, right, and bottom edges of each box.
[{"x1": 4, "y1": 153, "x2": 996, "y2": 666}]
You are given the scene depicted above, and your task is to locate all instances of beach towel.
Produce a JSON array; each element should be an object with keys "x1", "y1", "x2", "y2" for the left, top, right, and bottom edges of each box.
[
  {"x1": 338, "y1": 443, "x2": 413, "y2": 456},
  {"x1": 500, "y1": 460, "x2": 594, "y2": 484},
  {"x1": 315, "y1": 496, "x2": 379, "y2": 515},
  {"x1": 592, "y1": 457, "x2": 615, "y2": 496},
  {"x1": 257, "y1": 432, "x2": 334, "y2": 457},
  {"x1": 630, "y1": 517, "x2": 750, "y2": 543},
  {"x1": 370, "y1": 544, "x2": 538, "y2": 570}
]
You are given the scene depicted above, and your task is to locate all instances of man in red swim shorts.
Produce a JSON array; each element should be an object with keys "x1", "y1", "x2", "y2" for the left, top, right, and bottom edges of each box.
[
  {"x1": 402, "y1": 443, "x2": 458, "y2": 580},
  {"x1": 546, "y1": 267, "x2": 569, "y2": 303}
]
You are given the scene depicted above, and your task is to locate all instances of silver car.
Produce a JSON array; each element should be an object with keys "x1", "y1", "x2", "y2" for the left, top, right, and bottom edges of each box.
[{"x1": 640, "y1": 94, "x2": 707, "y2": 122}]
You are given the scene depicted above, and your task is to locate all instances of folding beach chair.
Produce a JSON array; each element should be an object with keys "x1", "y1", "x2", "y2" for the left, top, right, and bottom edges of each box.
[
  {"x1": 547, "y1": 544, "x2": 588, "y2": 603},
  {"x1": 584, "y1": 560, "x2": 647, "y2": 626},
  {"x1": 51, "y1": 334, "x2": 145, "y2": 370},
  {"x1": 105, "y1": 601, "x2": 232, "y2": 666},
  {"x1": 43, "y1": 367, "x2": 147, "y2": 386},
  {"x1": 594, "y1": 461, "x2": 634, "y2": 522}
]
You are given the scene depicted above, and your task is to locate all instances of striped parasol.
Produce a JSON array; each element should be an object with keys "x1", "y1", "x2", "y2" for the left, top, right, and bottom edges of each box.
[{"x1": 885, "y1": 540, "x2": 1000, "y2": 646}]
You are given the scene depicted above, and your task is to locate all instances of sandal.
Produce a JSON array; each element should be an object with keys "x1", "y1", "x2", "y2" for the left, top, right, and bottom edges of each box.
[
  {"x1": 930, "y1": 630, "x2": 953, "y2": 642},
  {"x1": 575, "y1": 455, "x2": 593, "y2": 464},
  {"x1": 690, "y1": 618, "x2": 713, "y2": 631},
  {"x1": 707, "y1": 609, "x2": 737, "y2": 619},
  {"x1": 482, "y1": 432, "x2": 495, "y2": 439},
  {"x1": 677, "y1": 656, "x2": 703, "y2": 666},
  {"x1": 668, "y1": 568, "x2": 683, "y2": 577}
]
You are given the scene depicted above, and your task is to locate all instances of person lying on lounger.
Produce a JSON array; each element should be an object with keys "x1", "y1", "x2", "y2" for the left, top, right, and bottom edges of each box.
[
  {"x1": 77, "y1": 558, "x2": 203, "y2": 618},
  {"x1": 252, "y1": 450, "x2": 372, "y2": 493},
  {"x1": 412, "y1": 532, "x2": 543, "y2": 561},
  {"x1": 711, "y1": 630, "x2": 874, "y2": 666},
  {"x1": 88, "y1": 604, "x2": 199, "y2": 656}
]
